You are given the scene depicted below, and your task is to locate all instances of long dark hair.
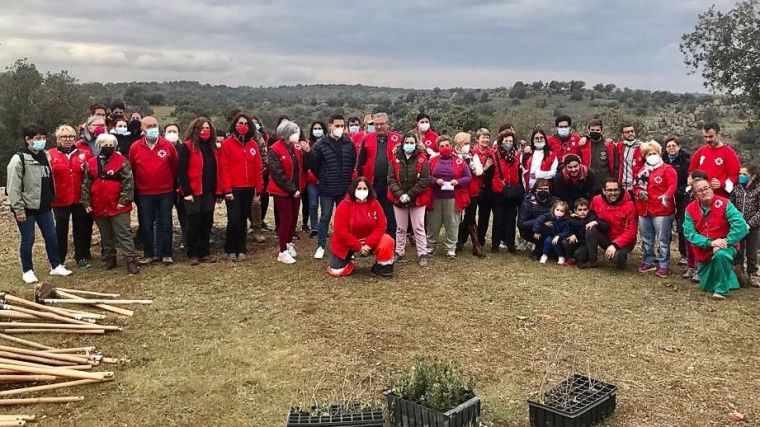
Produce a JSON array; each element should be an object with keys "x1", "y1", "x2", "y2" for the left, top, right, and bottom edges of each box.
[
  {"x1": 228, "y1": 113, "x2": 254, "y2": 142},
  {"x1": 251, "y1": 114, "x2": 268, "y2": 141},
  {"x1": 346, "y1": 176, "x2": 377, "y2": 202},
  {"x1": 186, "y1": 117, "x2": 216, "y2": 151},
  {"x1": 309, "y1": 121, "x2": 327, "y2": 144},
  {"x1": 529, "y1": 129, "x2": 550, "y2": 156}
]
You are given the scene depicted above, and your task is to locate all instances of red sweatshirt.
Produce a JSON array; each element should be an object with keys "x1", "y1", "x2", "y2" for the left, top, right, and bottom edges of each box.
[
  {"x1": 49, "y1": 147, "x2": 89, "y2": 207},
  {"x1": 688, "y1": 144, "x2": 741, "y2": 197},
  {"x1": 633, "y1": 164, "x2": 678, "y2": 217},
  {"x1": 590, "y1": 191, "x2": 638, "y2": 249},
  {"x1": 330, "y1": 197, "x2": 387, "y2": 259},
  {"x1": 128, "y1": 136, "x2": 178, "y2": 195},
  {"x1": 218, "y1": 135, "x2": 264, "y2": 194},
  {"x1": 547, "y1": 133, "x2": 590, "y2": 166}
]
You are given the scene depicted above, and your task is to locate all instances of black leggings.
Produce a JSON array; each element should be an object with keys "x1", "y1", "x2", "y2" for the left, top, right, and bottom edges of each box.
[{"x1": 225, "y1": 188, "x2": 254, "y2": 254}]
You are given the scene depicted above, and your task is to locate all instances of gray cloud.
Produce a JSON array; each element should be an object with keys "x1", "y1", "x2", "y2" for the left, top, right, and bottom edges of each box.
[{"x1": 0, "y1": 0, "x2": 738, "y2": 91}]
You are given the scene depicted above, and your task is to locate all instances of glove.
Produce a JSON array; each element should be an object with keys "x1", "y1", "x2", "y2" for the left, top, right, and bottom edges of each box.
[
  {"x1": 659, "y1": 195, "x2": 669, "y2": 207},
  {"x1": 400, "y1": 194, "x2": 411, "y2": 204}
]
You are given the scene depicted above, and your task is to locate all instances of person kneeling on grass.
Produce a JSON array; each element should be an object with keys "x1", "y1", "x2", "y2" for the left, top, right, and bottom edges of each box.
[
  {"x1": 327, "y1": 177, "x2": 395, "y2": 278},
  {"x1": 533, "y1": 200, "x2": 571, "y2": 264},
  {"x1": 684, "y1": 177, "x2": 749, "y2": 299},
  {"x1": 81, "y1": 133, "x2": 140, "y2": 274}
]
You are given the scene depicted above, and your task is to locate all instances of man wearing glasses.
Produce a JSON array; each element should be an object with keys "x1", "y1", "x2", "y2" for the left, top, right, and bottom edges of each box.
[
  {"x1": 684, "y1": 177, "x2": 748, "y2": 299},
  {"x1": 619, "y1": 123, "x2": 642, "y2": 193},
  {"x1": 576, "y1": 179, "x2": 638, "y2": 269}
]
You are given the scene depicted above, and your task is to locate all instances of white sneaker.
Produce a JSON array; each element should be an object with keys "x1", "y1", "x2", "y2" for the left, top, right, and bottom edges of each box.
[
  {"x1": 286, "y1": 242, "x2": 297, "y2": 258},
  {"x1": 277, "y1": 251, "x2": 296, "y2": 264},
  {"x1": 557, "y1": 257, "x2": 566, "y2": 265},
  {"x1": 539, "y1": 255, "x2": 548, "y2": 264},
  {"x1": 22, "y1": 270, "x2": 38, "y2": 284},
  {"x1": 314, "y1": 247, "x2": 325, "y2": 259},
  {"x1": 499, "y1": 242, "x2": 507, "y2": 250},
  {"x1": 49, "y1": 265, "x2": 73, "y2": 277}
]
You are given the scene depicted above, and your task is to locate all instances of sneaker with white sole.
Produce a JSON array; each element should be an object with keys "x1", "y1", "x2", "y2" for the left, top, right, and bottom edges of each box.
[
  {"x1": 22, "y1": 270, "x2": 38, "y2": 284},
  {"x1": 277, "y1": 250, "x2": 296, "y2": 264},
  {"x1": 314, "y1": 246, "x2": 325, "y2": 259},
  {"x1": 286, "y1": 243, "x2": 297, "y2": 258},
  {"x1": 539, "y1": 255, "x2": 548, "y2": 264},
  {"x1": 557, "y1": 257, "x2": 566, "y2": 265},
  {"x1": 49, "y1": 265, "x2": 73, "y2": 277}
]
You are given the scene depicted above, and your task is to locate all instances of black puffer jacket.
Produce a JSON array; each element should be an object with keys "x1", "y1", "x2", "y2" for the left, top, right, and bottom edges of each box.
[
  {"x1": 387, "y1": 144, "x2": 430, "y2": 207},
  {"x1": 305, "y1": 135, "x2": 356, "y2": 197},
  {"x1": 663, "y1": 149, "x2": 691, "y2": 200},
  {"x1": 731, "y1": 178, "x2": 760, "y2": 228}
]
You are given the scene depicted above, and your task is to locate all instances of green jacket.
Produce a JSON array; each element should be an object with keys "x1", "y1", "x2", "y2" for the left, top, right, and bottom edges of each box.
[{"x1": 5, "y1": 151, "x2": 54, "y2": 213}]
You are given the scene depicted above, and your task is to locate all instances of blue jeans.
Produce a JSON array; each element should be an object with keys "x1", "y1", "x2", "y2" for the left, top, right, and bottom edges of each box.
[
  {"x1": 16, "y1": 209, "x2": 60, "y2": 272},
  {"x1": 317, "y1": 195, "x2": 341, "y2": 249},
  {"x1": 137, "y1": 192, "x2": 174, "y2": 258},
  {"x1": 542, "y1": 234, "x2": 564, "y2": 258},
  {"x1": 373, "y1": 181, "x2": 396, "y2": 237},
  {"x1": 307, "y1": 184, "x2": 320, "y2": 233},
  {"x1": 639, "y1": 215, "x2": 674, "y2": 269}
]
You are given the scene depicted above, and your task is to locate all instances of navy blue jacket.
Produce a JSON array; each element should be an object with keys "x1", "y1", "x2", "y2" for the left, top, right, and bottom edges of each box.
[
  {"x1": 305, "y1": 135, "x2": 357, "y2": 197},
  {"x1": 518, "y1": 192, "x2": 557, "y2": 232},
  {"x1": 533, "y1": 212, "x2": 571, "y2": 239},
  {"x1": 567, "y1": 212, "x2": 609, "y2": 243}
]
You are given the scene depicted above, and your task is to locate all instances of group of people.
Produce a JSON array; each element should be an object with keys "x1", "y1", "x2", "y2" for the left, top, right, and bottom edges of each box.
[{"x1": 6, "y1": 102, "x2": 758, "y2": 299}]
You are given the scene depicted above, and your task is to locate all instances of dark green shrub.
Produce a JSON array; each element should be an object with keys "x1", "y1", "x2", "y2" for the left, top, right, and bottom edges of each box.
[{"x1": 389, "y1": 356, "x2": 476, "y2": 412}]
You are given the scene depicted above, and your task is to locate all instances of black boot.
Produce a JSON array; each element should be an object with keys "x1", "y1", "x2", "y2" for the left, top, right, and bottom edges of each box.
[{"x1": 370, "y1": 263, "x2": 393, "y2": 278}]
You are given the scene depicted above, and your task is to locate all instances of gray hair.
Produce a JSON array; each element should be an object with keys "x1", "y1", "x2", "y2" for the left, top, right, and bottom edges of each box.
[
  {"x1": 275, "y1": 120, "x2": 300, "y2": 141},
  {"x1": 83, "y1": 115, "x2": 105, "y2": 140},
  {"x1": 95, "y1": 133, "x2": 118, "y2": 148},
  {"x1": 373, "y1": 113, "x2": 389, "y2": 122}
]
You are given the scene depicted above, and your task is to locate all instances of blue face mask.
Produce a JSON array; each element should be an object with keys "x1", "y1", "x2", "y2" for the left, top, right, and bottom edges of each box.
[
  {"x1": 366, "y1": 125, "x2": 375, "y2": 133},
  {"x1": 255, "y1": 123, "x2": 261, "y2": 131},
  {"x1": 146, "y1": 128, "x2": 159, "y2": 140},
  {"x1": 31, "y1": 139, "x2": 47, "y2": 151},
  {"x1": 312, "y1": 129, "x2": 324, "y2": 138},
  {"x1": 114, "y1": 127, "x2": 128, "y2": 136},
  {"x1": 349, "y1": 125, "x2": 360, "y2": 133},
  {"x1": 739, "y1": 175, "x2": 750, "y2": 185},
  {"x1": 403, "y1": 143, "x2": 416, "y2": 154},
  {"x1": 557, "y1": 127, "x2": 571, "y2": 138}
]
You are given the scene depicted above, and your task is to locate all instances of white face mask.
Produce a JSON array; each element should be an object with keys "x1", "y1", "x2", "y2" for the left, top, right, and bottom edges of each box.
[
  {"x1": 554, "y1": 210, "x2": 565, "y2": 218},
  {"x1": 355, "y1": 189, "x2": 369, "y2": 201},
  {"x1": 534, "y1": 142, "x2": 545, "y2": 150},
  {"x1": 461, "y1": 144, "x2": 471, "y2": 154},
  {"x1": 646, "y1": 154, "x2": 661, "y2": 166},
  {"x1": 165, "y1": 133, "x2": 179, "y2": 143},
  {"x1": 332, "y1": 127, "x2": 344, "y2": 138},
  {"x1": 418, "y1": 122, "x2": 431, "y2": 132},
  {"x1": 288, "y1": 133, "x2": 300, "y2": 143}
]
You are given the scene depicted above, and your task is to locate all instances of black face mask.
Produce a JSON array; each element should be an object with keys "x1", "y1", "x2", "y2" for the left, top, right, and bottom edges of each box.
[
  {"x1": 129, "y1": 119, "x2": 142, "y2": 129},
  {"x1": 589, "y1": 131, "x2": 603, "y2": 141},
  {"x1": 101, "y1": 146, "x2": 115, "y2": 158},
  {"x1": 536, "y1": 190, "x2": 550, "y2": 201}
]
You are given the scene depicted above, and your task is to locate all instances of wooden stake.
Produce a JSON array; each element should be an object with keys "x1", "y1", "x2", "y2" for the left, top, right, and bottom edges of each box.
[
  {"x1": 0, "y1": 323, "x2": 121, "y2": 331},
  {"x1": 2, "y1": 304, "x2": 91, "y2": 325},
  {"x1": 44, "y1": 347, "x2": 96, "y2": 354},
  {"x1": 0, "y1": 363, "x2": 111, "y2": 380},
  {"x1": 0, "y1": 420, "x2": 25, "y2": 426},
  {"x1": 0, "y1": 375, "x2": 58, "y2": 382},
  {"x1": 0, "y1": 378, "x2": 109, "y2": 396},
  {"x1": 0, "y1": 351, "x2": 73, "y2": 367},
  {"x1": 54, "y1": 290, "x2": 133, "y2": 317},
  {"x1": 55, "y1": 288, "x2": 121, "y2": 298},
  {"x1": 1, "y1": 295, "x2": 88, "y2": 321},
  {"x1": 41, "y1": 298, "x2": 152, "y2": 305},
  {"x1": 0, "y1": 415, "x2": 35, "y2": 421},
  {"x1": 0, "y1": 313, "x2": 38, "y2": 321},
  {"x1": 0, "y1": 396, "x2": 84, "y2": 405},
  {"x1": 1, "y1": 329, "x2": 105, "y2": 335},
  {"x1": 0, "y1": 346, "x2": 90, "y2": 364},
  {"x1": 0, "y1": 334, "x2": 53, "y2": 350}
]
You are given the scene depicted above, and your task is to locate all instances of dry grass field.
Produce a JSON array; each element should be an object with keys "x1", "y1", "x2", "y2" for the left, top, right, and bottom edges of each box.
[{"x1": 0, "y1": 203, "x2": 758, "y2": 426}]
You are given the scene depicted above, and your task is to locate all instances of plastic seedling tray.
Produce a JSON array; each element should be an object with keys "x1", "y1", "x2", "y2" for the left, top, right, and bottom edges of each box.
[
  {"x1": 385, "y1": 390, "x2": 480, "y2": 427},
  {"x1": 528, "y1": 374, "x2": 617, "y2": 427},
  {"x1": 286, "y1": 404, "x2": 385, "y2": 427}
]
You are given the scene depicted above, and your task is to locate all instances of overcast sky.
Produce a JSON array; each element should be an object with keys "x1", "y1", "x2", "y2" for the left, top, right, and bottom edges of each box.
[{"x1": 0, "y1": 0, "x2": 737, "y2": 92}]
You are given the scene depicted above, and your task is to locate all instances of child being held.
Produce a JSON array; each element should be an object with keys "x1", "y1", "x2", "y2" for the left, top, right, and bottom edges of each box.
[{"x1": 533, "y1": 200, "x2": 571, "y2": 264}]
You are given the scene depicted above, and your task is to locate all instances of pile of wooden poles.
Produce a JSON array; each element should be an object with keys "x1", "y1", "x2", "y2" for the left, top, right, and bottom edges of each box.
[{"x1": 0, "y1": 287, "x2": 152, "y2": 421}]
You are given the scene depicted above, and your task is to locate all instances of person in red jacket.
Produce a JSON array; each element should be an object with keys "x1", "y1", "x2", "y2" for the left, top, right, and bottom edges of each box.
[
  {"x1": 547, "y1": 115, "x2": 589, "y2": 166},
  {"x1": 81, "y1": 133, "x2": 139, "y2": 274},
  {"x1": 618, "y1": 123, "x2": 643, "y2": 193},
  {"x1": 327, "y1": 177, "x2": 395, "y2": 278},
  {"x1": 576, "y1": 179, "x2": 638, "y2": 269},
  {"x1": 454, "y1": 131, "x2": 485, "y2": 258},
  {"x1": 218, "y1": 113, "x2": 264, "y2": 261},
  {"x1": 487, "y1": 130, "x2": 523, "y2": 253},
  {"x1": 177, "y1": 117, "x2": 220, "y2": 266},
  {"x1": 414, "y1": 113, "x2": 439, "y2": 156},
  {"x1": 688, "y1": 122, "x2": 740, "y2": 198},
  {"x1": 268, "y1": 120, "x2": 308, "y2": 265},
  {"x1": 128, "y1": 116, "x2": 178, "y2": 266},
  {"x1": 633, "y1": 141, "x2": 678, "y2": 277},
  {"x1": 50, "y1": 125, "x2": 94, "y2": 268}
]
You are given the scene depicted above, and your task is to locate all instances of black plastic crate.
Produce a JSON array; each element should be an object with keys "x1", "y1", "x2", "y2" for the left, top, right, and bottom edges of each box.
[
  {"x1": 286, "y1": 404, "x2": 385, "y2": 427},
  {"x1": 528, "y1": 374, "x2": 617, "y2": 427},
  {"x1": 384, "y1": 390, "x2": 480, "y2": 427}
]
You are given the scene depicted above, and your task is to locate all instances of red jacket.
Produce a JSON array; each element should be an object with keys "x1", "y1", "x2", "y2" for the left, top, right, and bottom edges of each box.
[
  {"x1": 633, "y1": 164, "x2": 678, "y2": 217},
  {"x1": 305, "y1": 140, "x2": 320, "y2": 185},
  {"x1": 548, "y1": 133, "x2": 590, "y2": 166},
  {"x1": 267, "y1": 140, "x2": 305, "y2": 196},
  {"x1": 330, "y1": 197, "x2": 387, "y2": 259},
  {"x1": 416, "y1": 129, "x2": 439, "y2": 153},
  {"x1": 358, "y1": 131, "x2": 402, "y2": 185},
  {"x1": 75, "y1": 139, "x2": 95, "y2": 158},
  {"x1": 429, "y1": 156, "x2": 471, "y2": 212},
  {"x1": 218, "y1": 135, "x2": 264, "y2": 194},
  {"x1": 469, "y1": 145, "x2": 492, "y2": 197},
  {"x1": 491, "y1": 150, "x2": 521, "y2": 189},
  {"x1": 521, "y1": 150, "x2": 558, "y2": 191},
  {"x1": 352, "y1": 131, "x2": 366, "y2": 151},
  {"x1": 388, "y1": 153, "x2": 432, "y2": 208},
  {"x1": 128, "y1": 136, "x2": 178, "y2": 195},
  {"x1": 86, "y1": 154, "x2": 132, "y2": 218},
  {"x1": 49, "y1": 147, "x2": 89, "y2": 207},
  {"x1": 685, "y1": 196, "x2": 733, "y2": 263},
  {"x1": 590, "y1": 191, "x2": 638, "y2": 249},
  {"x1": 688, "y1": 144, "x2": 741, "y2": 197},
  {"x1": 178, "y1": 140, "x2": 221, "y2": 197}
]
